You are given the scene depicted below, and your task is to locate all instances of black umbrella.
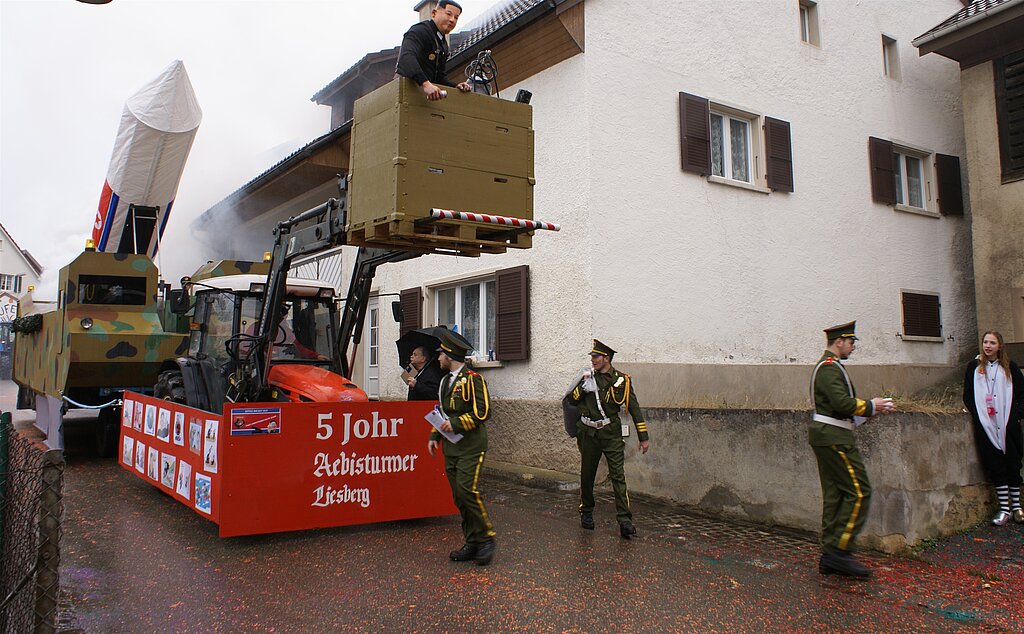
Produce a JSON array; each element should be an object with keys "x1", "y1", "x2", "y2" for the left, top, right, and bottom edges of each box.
[{"x1": 395, "y1": 326, "x2": 473, "y2": 368}]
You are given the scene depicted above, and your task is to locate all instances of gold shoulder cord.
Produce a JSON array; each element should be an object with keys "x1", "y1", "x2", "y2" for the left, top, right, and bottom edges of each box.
[
  {"x1": 469, "y1": 375, "x2": 489, "y2": 420},
  {"x1": 606, "y1": 375, "x2": 630, "y2": 406}
]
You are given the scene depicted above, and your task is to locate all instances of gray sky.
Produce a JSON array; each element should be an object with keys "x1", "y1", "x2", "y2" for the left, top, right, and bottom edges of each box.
[{"x1": 0, "y1": 0, "x2": 484, "y2": 297}]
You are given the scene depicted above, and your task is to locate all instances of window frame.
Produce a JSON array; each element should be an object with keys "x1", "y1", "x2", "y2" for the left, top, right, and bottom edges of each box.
[
  {"x1": 892, "y1": 143, "x2": 936, "y2": 216},
  {"x1": 995, "y1": 50, "x2": 1024, "y2": 183},
  {"x1": 431, "y1": 275, "x2": 497, "y2": 361},
  {"x1": 799, "y1": 0, "x2": 820, "y2": 47},
  {"x1": 882, "y1": 34, "x2": 901, "y2": 81},
  {"x1": 707, "y1": 102, "x2": 768, "y2": 193},
  {"x1": 899, "y1": 289, "x2": 943, "y2": 342}
]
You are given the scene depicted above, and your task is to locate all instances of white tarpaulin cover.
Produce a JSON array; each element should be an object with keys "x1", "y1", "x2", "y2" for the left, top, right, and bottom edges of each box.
[{"x1": 92, "y1": 60, "x2": 202, "y2": 256}]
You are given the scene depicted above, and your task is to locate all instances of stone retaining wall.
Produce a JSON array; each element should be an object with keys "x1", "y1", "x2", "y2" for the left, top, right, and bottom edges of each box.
[{"x1": 487, "y1": 401, "x2": 992, "y2": 554}]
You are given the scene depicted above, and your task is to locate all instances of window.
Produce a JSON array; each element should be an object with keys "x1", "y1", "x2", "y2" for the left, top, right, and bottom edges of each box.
[
  {"x1": 900, "y1": 290, "x2": 942, "y2": 341},
  {"x1": 368, "y1": 305, "x2": 379, "y2": 367},
  {"x1": 426, "y1": 265, "x2": 529, "y2": 361},
  {"x1": 435, "y1": 280, "x2": 496, "y2": 359},
  {"x1": 995, "y1": 50, "x2": 1024, "y2": 183},
  {"x1": 77, "y1": 274, "x2": 146, "y2": 305},
  {"x1": 882, "y1": 35, "x2": 900, "y2": 80},
  {"x1": 679, "y1": 92, "x2": 794, "y2": 192},
  {"x1": 868, "y1": 137, "x2": 963, "y2": 215},
  {"x1": 0, "y1": 274, "x2": 21, "y2": 294},
  {"x1": 799, "y1": 0, "x2": 820, "y2": 46},
  {"x1": 711, "y1": 112, "x2": 752, "y2": 183},
  {"x1": 893, "y1": 149, "x2": 925, "y2": 209}
]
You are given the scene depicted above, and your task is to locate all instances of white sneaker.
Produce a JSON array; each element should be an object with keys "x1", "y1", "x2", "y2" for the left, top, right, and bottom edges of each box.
[{"x1": 992, "y1": 510, "x2": 1011, "y2": 526}]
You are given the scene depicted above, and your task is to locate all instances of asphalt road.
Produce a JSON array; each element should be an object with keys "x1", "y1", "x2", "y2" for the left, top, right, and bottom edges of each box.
[{"x1": 3, "y1": 382, "x2": 1022, "y2": 633}]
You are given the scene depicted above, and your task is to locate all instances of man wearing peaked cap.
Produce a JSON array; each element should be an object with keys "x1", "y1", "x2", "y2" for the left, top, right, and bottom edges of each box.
[
  {"x1": 428, "y1": 331, "x2": 496, "y2": 565},
  {"x1": 809, "y1": 320, "x2": 895, "y2": 579},
  {"x1": 568, "y1": 339, "x2": 650, "y2": 539}
]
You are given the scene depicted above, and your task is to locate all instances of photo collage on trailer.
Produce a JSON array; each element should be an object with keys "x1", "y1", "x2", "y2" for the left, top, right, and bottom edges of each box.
[{"x1": 121, "y1": 398, "x2": 217, "y2": 515}]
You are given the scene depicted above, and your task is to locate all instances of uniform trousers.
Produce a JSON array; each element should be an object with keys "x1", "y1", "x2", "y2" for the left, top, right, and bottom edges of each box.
[
  {"x1": 577, "y1": 424, "x2": 632, "y2": 522},
  {"x1": 812, "y1": 443, "x2": 872, "y2": 553},
  {"x1": 442, "y1": 444, "x2": 495, "y2": 544}
]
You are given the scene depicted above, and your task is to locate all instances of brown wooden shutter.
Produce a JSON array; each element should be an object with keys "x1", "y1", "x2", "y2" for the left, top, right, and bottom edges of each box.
[
  {"x1": 495, "y1": 265, "x2": 529, "y2": 361},
  {"x1": 398, "y1": 287, "x2": 422, "y2": 337},
  {"x1": 901, "y1": 292, "x2": 941, "y2": 338},
  {"x1": 679, "y1": 92, "x2": 711, "y2": 175},
  {"x1": 868, "y1": 136, "x2": 896, "y2": 204},
  {"x1": 995, "y1": 50, "x2": 1024, "y2": 182},
  {"x1": 764, "y1": 117, "x2": 794, "y2": 192},
  {"x1": 934, "y1": 154, "x2": 964, "y2": 216}
]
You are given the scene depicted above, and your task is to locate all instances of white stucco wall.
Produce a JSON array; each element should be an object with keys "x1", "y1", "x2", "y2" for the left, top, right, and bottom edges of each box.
[{"x1": 365, "y1": 0, "x2": 974, "y2": 403}]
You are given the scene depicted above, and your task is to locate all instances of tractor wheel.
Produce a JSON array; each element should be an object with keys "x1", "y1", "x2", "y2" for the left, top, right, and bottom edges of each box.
[
  {"x1": 94, "y1": 406, "x2": 120, "y2": 458},
  {"x1": 155, "y1": 369, "x2": 187, "y2": 405}
]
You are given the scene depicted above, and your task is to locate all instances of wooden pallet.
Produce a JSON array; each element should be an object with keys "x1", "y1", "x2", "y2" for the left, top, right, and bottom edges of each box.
[{"x1": 347, "y1": 214, "x2": 532, "y2": 257}]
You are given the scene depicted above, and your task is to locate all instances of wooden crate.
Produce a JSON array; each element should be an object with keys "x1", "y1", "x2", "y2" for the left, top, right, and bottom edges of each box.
[
  {"x1": 346, "y1": 78, "x2": 534, "y2": 251},
  {"x1": 347, "y1": 216, "x2": 533, "y2": 257}
]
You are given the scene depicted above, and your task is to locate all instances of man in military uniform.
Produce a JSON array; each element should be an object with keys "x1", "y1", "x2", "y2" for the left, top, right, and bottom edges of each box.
[
  {"x1": 395, "y1": 0, "x2": 472, "y2": 101},
  {"x1": 569, "y1": 339, "x2": 650, "y2": 538},
  {"x1": 427, "y1": 332, "x2": 496, "y2": 565},
  {"x1": 810, "y1": 321, "x2": 895, "y2": 578}
]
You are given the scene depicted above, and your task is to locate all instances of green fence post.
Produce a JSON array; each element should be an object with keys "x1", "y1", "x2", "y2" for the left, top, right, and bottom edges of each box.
[{"x1": 0, "y1": 410, "x2": 10, "y2": 547}]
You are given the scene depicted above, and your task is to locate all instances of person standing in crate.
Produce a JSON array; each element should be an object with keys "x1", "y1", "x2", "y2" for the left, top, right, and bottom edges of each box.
[
  {"x1": 395, "y1": 0, "x2": 471, "y2": 101},
  {"x1": 568, "y1": 339, "x2": 650, "y2": 539},
  {"x1": 427, "y1": 332, "x2": 496, "y2": 565},
  {"x1": 809, "y1": 321, "x2": 895, "y2": 579}
]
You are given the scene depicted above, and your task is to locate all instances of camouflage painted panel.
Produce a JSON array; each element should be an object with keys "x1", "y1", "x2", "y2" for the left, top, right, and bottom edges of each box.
[{"x1": 190, "y1": 260, "x2": 269, "y2": 284}]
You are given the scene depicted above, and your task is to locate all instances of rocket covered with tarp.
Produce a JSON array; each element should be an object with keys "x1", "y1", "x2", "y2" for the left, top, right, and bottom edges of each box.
[{"x1": 92, "y1": 60, "x2": 202, "y2": 256}]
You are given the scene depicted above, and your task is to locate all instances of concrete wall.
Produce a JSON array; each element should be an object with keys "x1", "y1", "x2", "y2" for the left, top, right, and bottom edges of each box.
[
  {"x1": 486, "y1": 401, "x2": 992, "y2": 554},
  {"x1": 960, "y1": 61, "x2": 1024, "y2": 344},
  {"x1": 368, "y1": 0, "x2": 974, "y2": 407}
]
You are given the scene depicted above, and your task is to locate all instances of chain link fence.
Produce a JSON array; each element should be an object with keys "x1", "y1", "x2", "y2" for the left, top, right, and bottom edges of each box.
[{"x1": 0, "y1": 412, "x2": 64, "y2": 634}]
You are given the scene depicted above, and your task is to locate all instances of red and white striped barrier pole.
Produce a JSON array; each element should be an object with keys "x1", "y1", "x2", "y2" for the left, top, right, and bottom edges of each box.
[{"x1": 429, "y1": 208, "x2": 560, "y2": 231}]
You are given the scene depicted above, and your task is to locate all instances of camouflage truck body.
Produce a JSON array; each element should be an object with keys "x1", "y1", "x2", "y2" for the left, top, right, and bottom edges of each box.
[{"x1": 13, "y1": 250, "x2": 188, "y2": 404}]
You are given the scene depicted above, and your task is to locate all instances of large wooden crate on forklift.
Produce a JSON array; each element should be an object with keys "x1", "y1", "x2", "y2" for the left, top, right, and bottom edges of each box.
[{"x1": 346, "y1": 78, "x2": 534, "y2": 255}]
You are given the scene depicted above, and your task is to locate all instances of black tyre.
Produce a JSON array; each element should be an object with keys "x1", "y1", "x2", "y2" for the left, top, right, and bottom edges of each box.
[
  {"x1": 94, "y1": 406, "x2": 120, "y2": 458},
  {"x1": 155, "y1": 369, "x2": 187, "y2": 404}
]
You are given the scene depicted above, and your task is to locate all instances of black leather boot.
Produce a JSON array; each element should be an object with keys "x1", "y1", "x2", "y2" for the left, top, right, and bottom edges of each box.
[
  {"x1": 474, "y1": 539, "x2": 496, "y2": 566},
  {"x1": 580, "y1": 511, "x2": 595, "y2": 530},
  {"x1": 619, "y1": 521, "x2": 637, "y2": 539},
  {"x1": 818, "y1": 551, "x2": 871, "y2": 579},
  {"x1": 449, "y1": 543, "x2": 478, "y2": 562}
]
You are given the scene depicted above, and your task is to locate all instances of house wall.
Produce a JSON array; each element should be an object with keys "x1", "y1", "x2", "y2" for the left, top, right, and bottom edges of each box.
[
  {"x1": 960, "y1": 60, "x2": 1024, "y2": 344},
  {"x1": 0, "y1": 226, "x2": 42, "y2": 295},
  {"x1": 372, "y1": 0, "x2": 973, "y2": 406}
]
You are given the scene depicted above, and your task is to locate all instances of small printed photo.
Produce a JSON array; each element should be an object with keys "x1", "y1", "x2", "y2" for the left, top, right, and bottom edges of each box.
[
  {"x1": 156, "y1": 408, "x2": 171, "y2": 442},
  {"x1": 175, "y1": 461, "x2": 192, "y2": 500},
  {"x1": 144, "y1": 404, "x2": 157, "y2": 436},
  {"x1": 121, "y1": 400, "x2": 134, "y2": 427},
  {"x1": 160, "y1": 453, "x2": 177, "y2": 489},
  {"x1": 203, "y1": 419, "x2": 219, "y2": 473},
  {"x1": 172, "y1": 412, "x2": 185, "y2": 446},
  {"x1": 194, "y1": 474, "x2": 212, "y2": 515},
  {"x1": 122, "y1": 436, "x2": 134, "y2": 465},
  {"x1": 133, "y1": 403, "x2": 144, "y2": 431},
  {"x1": 135, "y1": 441, "x2": 146, "y2": 473},
  {"x1": 147, "y1": 446, "x2": 159, "y2": 481},
  {"x1": 189, "y1": 420, "x2": 202, "y2": 456}
]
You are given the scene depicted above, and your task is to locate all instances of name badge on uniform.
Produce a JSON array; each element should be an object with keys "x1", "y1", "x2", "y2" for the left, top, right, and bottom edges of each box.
[{"x1": 622, "y1": 423, "x2": 629, "y2": 437}]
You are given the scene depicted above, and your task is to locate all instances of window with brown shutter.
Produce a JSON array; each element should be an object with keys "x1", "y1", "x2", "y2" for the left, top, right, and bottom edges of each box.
[
  {"x1": 398, "y1": 287, "x2": 422, "y2": 337},
  {"x1": 868, "y1": 136, "x2": 896, "y2": 204},
  {"x1": 934, "y1": 154, "x2": 964, "y2": 216},
  {"x1": 995, "y1": 50, "x2": 1024, "y2": 183},
  {"x1": 764, "y1": 117, "x2": 794, "y2": 192},
  {"x1": 494, "y1": 265, "x2": 529, "y2": 361},
  {"x1": 679, "y1": 92, "x2": 711, "y2": 175},
  {"x1": 901, "y1": 291, "x2": 942, "y2": 339}
]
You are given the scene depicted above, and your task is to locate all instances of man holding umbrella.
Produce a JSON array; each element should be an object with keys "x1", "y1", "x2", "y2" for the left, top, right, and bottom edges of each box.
[
  {"x1": 405, "y1": 345, "x2": 443, "y2": 401},
  {"x1": 395, "y1": 327, "x2": 464, "y2": 401}
]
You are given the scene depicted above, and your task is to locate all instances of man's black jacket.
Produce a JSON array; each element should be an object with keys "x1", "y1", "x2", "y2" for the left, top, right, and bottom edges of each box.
[{"x1": 395, "y1": 19, "x2": 455, "y2": 87}]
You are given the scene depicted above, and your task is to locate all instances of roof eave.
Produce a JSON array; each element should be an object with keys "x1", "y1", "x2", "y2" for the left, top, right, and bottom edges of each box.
[{"x1": 913, "y1": 0, "x2": 1024, "y2": 54}]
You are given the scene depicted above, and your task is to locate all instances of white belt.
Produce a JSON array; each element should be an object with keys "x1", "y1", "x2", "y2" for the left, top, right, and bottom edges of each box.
[
  {"x1": 812, "y1": 413, "x2": 854, "y2": 431},
  {"x1": 581, "y1": 416, "x2": 613, "y2": 429}
]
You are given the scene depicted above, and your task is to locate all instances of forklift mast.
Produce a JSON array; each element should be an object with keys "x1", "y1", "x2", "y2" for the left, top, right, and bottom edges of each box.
[{"x1": 249, "y1": 189, "x2": 419, "y2": 402}]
